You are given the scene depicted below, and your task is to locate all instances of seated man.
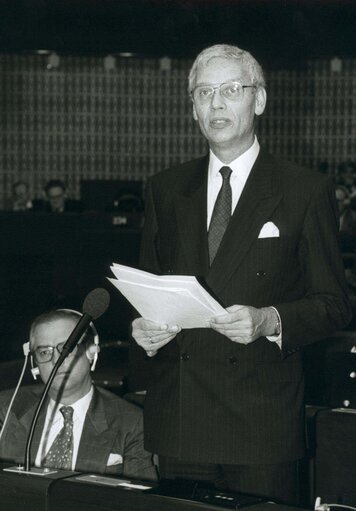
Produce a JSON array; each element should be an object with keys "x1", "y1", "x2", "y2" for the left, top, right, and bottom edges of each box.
[
  {"x1": 0, "y1": 309, "x2": 157, "y2": 480},
  {"x1": 33, "y1": 179, "x2": 83, "y2": 212}
]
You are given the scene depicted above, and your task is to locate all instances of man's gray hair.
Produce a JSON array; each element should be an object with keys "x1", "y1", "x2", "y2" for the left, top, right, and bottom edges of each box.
[
  {"x1": 188, "y1": 44, "x2": 266, "y2": 94},
  {"x1": 30, "y1": 309, "x2": 94, "y2": 349}
]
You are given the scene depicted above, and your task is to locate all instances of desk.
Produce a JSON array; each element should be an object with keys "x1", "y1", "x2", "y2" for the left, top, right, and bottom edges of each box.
[
  {"x1": 314, "y1": 408, "x2": 356, "y2": 505},
  {"x1": 0, "y1": 464, "x2": 74, "y2": 511},
  {"x1": 0, "y1": 464, "x2": 307, "y2": 511}
]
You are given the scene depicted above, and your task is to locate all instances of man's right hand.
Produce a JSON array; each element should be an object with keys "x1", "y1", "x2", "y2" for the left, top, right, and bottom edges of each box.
[{"x1": 132, "y1": 317, "x2": 181, "y2": 357}]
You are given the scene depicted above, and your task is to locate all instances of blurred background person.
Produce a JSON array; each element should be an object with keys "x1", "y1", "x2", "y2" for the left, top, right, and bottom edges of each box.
[
  {"x1": 5, "y1": 180, "x2": 33, "y2": 211},
  {"x1": 336, "y1": 161, "x2": 356, "y2": 208},
  {"x1": 33, "y1": 179, "x2": 83, "y2": 213},
  {"x1": 335, "y1": 184, "x2": 356, "y2": 232}
]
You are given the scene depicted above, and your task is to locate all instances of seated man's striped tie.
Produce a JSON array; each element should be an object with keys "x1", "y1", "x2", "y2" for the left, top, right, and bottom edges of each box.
[
  {"x1": 208, "y1": 166, "x2": 232, "y2": 264},
  {"x1": 42, "y1": 405, "x2": 74, "y2": 470}
]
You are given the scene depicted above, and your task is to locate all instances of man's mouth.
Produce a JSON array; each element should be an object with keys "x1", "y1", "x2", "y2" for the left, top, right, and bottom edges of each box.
[{"x1": 209, "y1": 118, "x2": 231, "y2": 129}]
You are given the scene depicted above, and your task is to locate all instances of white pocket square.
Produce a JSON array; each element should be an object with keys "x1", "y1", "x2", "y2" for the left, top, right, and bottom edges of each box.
[
  {"x1": 107, "y1": 453, "x2": 123, "y2": 466},
  {"x1": 258, "y1": 222, "x2": 279, "y2": 238}
]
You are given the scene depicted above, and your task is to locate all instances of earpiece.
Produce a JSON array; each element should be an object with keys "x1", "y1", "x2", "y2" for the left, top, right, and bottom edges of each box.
[
  {"x1": 31, "y1": 367, "x2": 40, "y2": 380},
  {"x1": 22, "y1": 341, "x2": 41, "y2": 381},
  {"x1": 26, "y1": 345, "x2": 41, "y2": 381}
]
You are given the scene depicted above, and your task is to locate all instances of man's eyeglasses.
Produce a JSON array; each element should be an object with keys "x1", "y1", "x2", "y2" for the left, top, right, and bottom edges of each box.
[
  {"x1": 191, "y1": 80, "x2": 256, "y2": 104},
  {"x1": 32, "y1": 342, "x2": 78, "y2": 364}
]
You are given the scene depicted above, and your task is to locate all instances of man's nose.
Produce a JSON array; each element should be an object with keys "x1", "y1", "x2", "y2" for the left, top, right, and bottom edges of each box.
[
  {"x1": 52, "y1": 347, "x2": 61, "y2": 364},
  {"x1": 210, "y1": 89, "x2": 226, "y2": 109}
]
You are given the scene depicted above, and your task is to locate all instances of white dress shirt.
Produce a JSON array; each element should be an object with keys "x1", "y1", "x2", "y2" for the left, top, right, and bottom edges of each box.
[
  {"x1": 35, "y1": 386, "x2": 94, "y2": 470},
  {"x1": 207, "y1": 137, "x2": 282, "y2": 346},
  {"x1": 207, "y1": 136, "x2": 260, "y2": 229}
]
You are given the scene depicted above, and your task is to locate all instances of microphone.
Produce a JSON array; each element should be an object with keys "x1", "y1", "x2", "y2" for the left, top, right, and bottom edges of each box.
[
  {"x1": 56, "y1": 288, "x2": 110, "y2": 364},
  {"x1": 22, "y1": 288, "x2": 110, "y2": 473}
]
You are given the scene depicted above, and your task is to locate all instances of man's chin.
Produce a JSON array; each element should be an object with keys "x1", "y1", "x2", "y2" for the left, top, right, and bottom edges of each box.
[
  {"x1": 50, "y1": 372, "x2": 72, "y2": 389},
  {"x1": 206, "y1": 128, "x2": 235, "y2": 143}
]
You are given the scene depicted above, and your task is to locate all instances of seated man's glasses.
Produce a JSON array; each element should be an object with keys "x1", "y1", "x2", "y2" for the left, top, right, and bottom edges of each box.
[
  {"x1": 191, "y1": 80, "x2": 256, "y2": 104},
  {"x1": 32, "y1": 342, "x2": 78, "y2": 364}
]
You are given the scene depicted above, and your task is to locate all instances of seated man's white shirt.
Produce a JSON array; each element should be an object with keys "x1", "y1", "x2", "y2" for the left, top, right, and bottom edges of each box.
[
  {"x1": 207, "y1": 137, "x2": 282, "y2": 347},
  {"x1": 35, "y1": 386, "x2": 93, "y2": 470}
]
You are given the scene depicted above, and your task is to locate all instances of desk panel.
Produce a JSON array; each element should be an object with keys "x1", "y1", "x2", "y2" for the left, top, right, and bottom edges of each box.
[
  {"x1": 47, "y1": 476, "x2": 305, "y2": 511},
  {"x1": 314, "y1": 408, "x2": 356, "y2": 505},
  {"x1": 0, "y1": 463, "x2": 73, "y2": 511},
  {"x1": 0, "y1": 465, "x2": 308, "y2": 511}
]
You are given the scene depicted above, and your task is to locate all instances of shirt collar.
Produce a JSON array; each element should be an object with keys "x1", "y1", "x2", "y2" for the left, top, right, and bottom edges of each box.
[
  {"x1": 208, "y1": 136, "x2": 260, "y2": 183},
  {"x1": 48, "y1": 385, "x2": 94, "y2": 422}
]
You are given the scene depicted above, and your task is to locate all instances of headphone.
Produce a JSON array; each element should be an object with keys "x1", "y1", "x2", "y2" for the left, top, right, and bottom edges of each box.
[{"x1": 24, "y1": 309, "x2": 100, "y2": 380}]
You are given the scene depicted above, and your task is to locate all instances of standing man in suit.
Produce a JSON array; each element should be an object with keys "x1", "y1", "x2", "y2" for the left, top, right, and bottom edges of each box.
[
  {"x1": 0, "y1": 309, "x2": 157, "y2": 480},
  {"x1": 131, "y1": 44, "x2": 351, "y2": 503}
]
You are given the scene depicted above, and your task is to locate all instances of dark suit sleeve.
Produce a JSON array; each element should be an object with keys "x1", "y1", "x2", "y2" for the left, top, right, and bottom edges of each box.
[
  {"x1": 275, "y1": 177, "x2": 352, "y2": 351},
  {"x1": 121, "y1": 411, "x2": 157, "y2": 481}
]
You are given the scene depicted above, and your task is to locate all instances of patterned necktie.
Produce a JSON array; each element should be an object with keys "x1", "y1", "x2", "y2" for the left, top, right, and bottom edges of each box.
[
  {"x1": 208, "y1": 166, "x2": 232, "y2": 264},
  {"x1": 42, "y1": 406, "x2": 74, "y2": 470}
]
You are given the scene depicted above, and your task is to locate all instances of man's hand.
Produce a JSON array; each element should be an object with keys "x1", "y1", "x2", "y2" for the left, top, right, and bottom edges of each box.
[
  {"x1": 210, "y1": 305, "x2": 278, "y2": 345},
  {"x1": 132, "y1": 317, "x2": 181, "y2": 357}
]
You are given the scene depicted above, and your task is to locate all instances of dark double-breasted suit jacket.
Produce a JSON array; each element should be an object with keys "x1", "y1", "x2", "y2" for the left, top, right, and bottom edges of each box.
[
  {"x1": 137, "y1": 149, "x2": 351, "y2": 465},
  {"x1": 0, "y1": 385, "x2": 157, "y2": 480}
]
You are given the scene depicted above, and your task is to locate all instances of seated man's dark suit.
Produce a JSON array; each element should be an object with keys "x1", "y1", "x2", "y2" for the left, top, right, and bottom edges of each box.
[{"x1": 0, "y1": 384, "x2": 157, "y2": 480}]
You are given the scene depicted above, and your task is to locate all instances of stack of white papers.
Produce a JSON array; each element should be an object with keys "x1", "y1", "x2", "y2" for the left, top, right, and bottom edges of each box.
[{"x1": 108, "y1": 263, "x2": 226, "y2": 329}]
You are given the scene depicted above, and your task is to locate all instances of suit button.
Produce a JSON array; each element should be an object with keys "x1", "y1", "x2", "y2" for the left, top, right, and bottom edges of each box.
[
  {"x1": 181, "y1": 352, "x2": 190, "y2": 361},
  {"x1": 229, "y1": 356, "x2": 238, "y2": 366},
  {"x1": 257, "y1": 270, "x2": 267, "y2": 277},
  {"x1": 166, "y1": 269, "x2": 174, "y2": 274}
]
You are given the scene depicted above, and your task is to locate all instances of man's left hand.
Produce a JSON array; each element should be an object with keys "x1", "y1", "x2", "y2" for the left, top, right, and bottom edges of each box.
[{"x1": 210, "y1": 305, "x2": 277, "y2": 345}]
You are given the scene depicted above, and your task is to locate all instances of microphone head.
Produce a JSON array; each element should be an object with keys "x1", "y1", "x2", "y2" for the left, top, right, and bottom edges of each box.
[{"x1": 82, "y1": 288, "x2": 110, "y2": 319}]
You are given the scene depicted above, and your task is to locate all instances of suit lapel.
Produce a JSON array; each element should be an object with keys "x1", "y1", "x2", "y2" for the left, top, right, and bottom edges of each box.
[
  {"x1": 76, "y1": 388, "x2": 113, "y2": 473},
  {"x1": 17, "y1": 392, "x2": 48, "y2": 463},
  {"x1": 206, "y1": 150, "x2": 282, "y2": 296},
  {"x1": 174, "y1": 156, "x2": 210, "y2": 276}
]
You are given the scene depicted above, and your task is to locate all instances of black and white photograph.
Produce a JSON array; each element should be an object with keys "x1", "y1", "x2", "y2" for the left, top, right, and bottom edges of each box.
[{"x1": 0, "y1": 1, "x2": 355, "y2": 510}]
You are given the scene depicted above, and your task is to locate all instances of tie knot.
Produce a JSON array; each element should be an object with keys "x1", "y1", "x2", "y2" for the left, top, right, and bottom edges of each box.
[
  {"x1": 219, "y1": 166, "x2": 232, "y2": 181},
  {"x1": 60, "y1": 406, "x2": 73, "y2": 423}
]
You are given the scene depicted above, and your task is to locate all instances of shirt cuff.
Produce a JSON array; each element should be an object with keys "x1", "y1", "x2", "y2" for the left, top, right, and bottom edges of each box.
[{"x1": 266, "y1": 306, "x2": 282, "y2": 349}]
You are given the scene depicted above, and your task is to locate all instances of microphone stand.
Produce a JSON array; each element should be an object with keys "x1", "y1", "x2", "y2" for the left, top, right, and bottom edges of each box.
[{"x1": 23, "y1": 357, "x2": 68, "y2": 473}]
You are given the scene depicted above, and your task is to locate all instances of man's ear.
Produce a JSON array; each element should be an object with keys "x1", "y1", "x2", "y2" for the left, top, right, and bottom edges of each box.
[
  {"x1": 255, "y1": 87, "x2": 267, "y2": 116},
  {"x1": 192, "y1": 102, "x2": 198, "y2": 121}
]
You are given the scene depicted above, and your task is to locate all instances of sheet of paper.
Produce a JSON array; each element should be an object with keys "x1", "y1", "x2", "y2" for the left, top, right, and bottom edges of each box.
[
  {"x1": 108, "y1": 263, "x2": 226, "y2": 329},
  {"x1": 110, "y1": 264, "x2": 218, "y2": 312}
]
